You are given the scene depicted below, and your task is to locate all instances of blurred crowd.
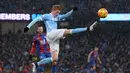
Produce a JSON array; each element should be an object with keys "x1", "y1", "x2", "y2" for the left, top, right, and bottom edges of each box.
[
  {"x1": 0, "y1": 0, "x2": 55, "y2": 13},
  {"x1": 1, "y1": 0, "x2": 130, "y2": 13},
  {"x1": 0, "y1": 29, "x2": 130, "y2": 73},
  {"x1": 0, "y1": 30, "x2": 32, "y2": 73},
  {"x1": 57, "y1": 31, "x2": 130, "y2": 73}
]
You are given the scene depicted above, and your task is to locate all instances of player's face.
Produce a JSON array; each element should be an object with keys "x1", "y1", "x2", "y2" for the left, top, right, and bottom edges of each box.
[
  {"x1": 37, "y1": 27, "x2": 43, "y2": 34},
  {"x1": 52, "y1": 10, "x2": 61, "y2": 17}
]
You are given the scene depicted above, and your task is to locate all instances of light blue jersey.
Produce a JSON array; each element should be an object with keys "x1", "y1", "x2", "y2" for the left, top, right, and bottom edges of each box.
[{"x1": 27, "y1": 10, "x2": 73, "y2": 33}]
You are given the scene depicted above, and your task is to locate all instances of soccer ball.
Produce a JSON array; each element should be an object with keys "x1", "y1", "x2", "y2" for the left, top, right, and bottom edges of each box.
[{"x1": 98, "y1": 8, "x2": 108, "y2": 18}]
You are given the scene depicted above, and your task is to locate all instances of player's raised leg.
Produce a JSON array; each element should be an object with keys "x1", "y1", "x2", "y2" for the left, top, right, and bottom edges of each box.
[
  {"x1": 63, "y1": 21, "x2": 98, "y2": 36},
  {"x1": 31, "y1": 55, "x2": 52, "y2": 72},
  {"x1": 46, "y1": 21, "x2": 98, "y2": 73}
]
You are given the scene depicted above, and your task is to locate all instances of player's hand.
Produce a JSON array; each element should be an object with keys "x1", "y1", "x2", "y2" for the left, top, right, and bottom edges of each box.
[
  {"x1": 29, "y1": 55, "x2": 32, "y2": 61},
  {"x1": 24, "y1": 27, "x2": 29, "y2": 33},
  {"x1": 73, "y1": 7, "x2": 78, "y2": 11}
]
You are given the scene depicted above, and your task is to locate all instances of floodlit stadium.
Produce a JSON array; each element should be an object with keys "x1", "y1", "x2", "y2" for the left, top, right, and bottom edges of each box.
[{"x1": 0, "y1": 0, "x2": 130, "y2": 73}]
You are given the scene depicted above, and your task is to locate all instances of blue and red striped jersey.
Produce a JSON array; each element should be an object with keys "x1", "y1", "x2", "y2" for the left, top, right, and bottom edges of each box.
[
  {"x1": 30, "y1": 33, "x2": 50, "y2": 55},
  {"x1": 90, "y1": 51, "x2": 98, "y2": 61}
]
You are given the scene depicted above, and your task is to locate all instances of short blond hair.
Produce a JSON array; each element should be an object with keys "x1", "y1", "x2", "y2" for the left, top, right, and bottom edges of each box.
[{"x1": 52, "y1": 5, "x2": 62, "y2": 10}]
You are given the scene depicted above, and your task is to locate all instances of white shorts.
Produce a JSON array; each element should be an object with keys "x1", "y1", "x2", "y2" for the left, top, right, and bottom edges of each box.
[{"x1": 47, "y1": 29, "x2": 66, "y2": 53}]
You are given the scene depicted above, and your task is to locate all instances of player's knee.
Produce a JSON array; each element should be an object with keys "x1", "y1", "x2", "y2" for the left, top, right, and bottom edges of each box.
[
  {"x1": 63, "y1": 29, "x2": 71, "y2": 36},
  {"x1": 52, "y1": 57, "x2": 57, "y2": 61},
  {"x1": 52, "y1": 61, "x2": 57, "y2": 65},
  {"x1": 52, "y1": 51, "x2": 58, "y2": 61}
]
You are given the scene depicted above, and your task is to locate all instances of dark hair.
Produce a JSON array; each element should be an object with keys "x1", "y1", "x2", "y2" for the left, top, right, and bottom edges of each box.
[
  {"x1": 37, "y1": 24, "x2": 43, "y2": 28},
  {"x1": 95, "y1": 43, "x2": 100, "y2": 48},
  {"x1": 52, "y1": 5, "x2": 62, "y2": 10},
  {"x1": 37, "y1": 22, "x2": 46, "y2": 32}
]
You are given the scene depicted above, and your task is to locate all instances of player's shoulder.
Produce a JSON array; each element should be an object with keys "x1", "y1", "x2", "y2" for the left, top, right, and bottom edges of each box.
[
  {"x1": 40, "y1": 13, "x2": 51, "y2": 20},
  {"x1": 90, "y1": 50, "x2": 94, "y2": 54},
  {"x1": 42, "y1": 13, "x2": 51, "y2": 17}
]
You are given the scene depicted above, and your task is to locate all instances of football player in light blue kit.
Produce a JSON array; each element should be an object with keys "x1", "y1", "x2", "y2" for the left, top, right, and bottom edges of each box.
[{"x1": 24, "y1": 5, "x2": 98, "y2": 73}]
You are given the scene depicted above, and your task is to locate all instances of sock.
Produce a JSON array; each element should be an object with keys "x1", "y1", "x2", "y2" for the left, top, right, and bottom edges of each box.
[
  {"x1": 37, "y1": 57, "x2": 52, "y2": 66},
  {"x1": 38, "y1": 65, "x2": 44, "y2": 73},
  {"x1": 35, "y1": 62, "x2": 38, "y2": 68},
  {"x1": 71, "y1": 27, "x2": 87, "y2": 34},
  {"x1": 52, "y1": 64, "x2": 56, "y2": 73}
]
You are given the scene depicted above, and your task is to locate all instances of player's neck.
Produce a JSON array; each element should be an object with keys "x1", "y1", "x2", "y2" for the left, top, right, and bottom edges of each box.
[
  {"x1": 51, "y1": 12, "x2": 56, "y2": 18},
  {"x1": 37, "y1": 33, "x2": 42, "y2": 35}
]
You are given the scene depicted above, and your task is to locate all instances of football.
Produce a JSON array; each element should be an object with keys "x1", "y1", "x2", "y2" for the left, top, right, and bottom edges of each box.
[{"x1": 98, "y1": 8, "x2": 108, "y2": 18}]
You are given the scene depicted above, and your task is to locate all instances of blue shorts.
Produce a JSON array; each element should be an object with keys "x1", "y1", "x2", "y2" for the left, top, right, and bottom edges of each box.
[
  {"x1": 38, "y1": 52, "x2": 51, "y2": 72},
  {"x1": 89, "y1": 58, "x2": 96, "y2": 68}
]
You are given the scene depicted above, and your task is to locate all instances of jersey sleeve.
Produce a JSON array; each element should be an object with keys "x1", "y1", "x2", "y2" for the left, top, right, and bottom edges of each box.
[
  {"x1": 27, "y1": 17, "x2": 41, "y2": 28},
  {"x1": 89, "y1": 51, "x2": 94, "y2": 56},
  {"x1": 58, "y1": 10, "x2": 73, "y2": 21},
  {"x1": 40, "y1": 14, "x2": 48, "y2": 21},
  {"x1": 27, "y1": 14, "x2": 48, "y2": 28},
  {"x1": 30, "y1": 37, "x2": 36, "y2": 55}
]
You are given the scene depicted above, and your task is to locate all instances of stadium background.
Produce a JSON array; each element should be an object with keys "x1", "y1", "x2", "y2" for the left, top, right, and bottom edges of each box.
[{"x1": 0, "y1": 0, "x2": 130, "y2": 73}]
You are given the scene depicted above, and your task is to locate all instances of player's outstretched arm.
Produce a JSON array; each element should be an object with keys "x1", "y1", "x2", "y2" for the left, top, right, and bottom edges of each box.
[
  {"x1": 30, "y1": 43, "x2": 36, "y2": 55},
  {"x1": 59, "y1": 7, "x2": 78, "y2": 20},
  {"x1": 88, "y1": 51, "x2": 93, "y2": 63},
  {"x1": 29, "y1": 38, "x2": 36, "y2": 60},
  {"x1": 24, "y1": 17, "x2": 41, "y2": 33},
  {"x1": 97, "y1": 56, "x2": 102, "y2": 64}
]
